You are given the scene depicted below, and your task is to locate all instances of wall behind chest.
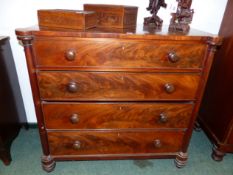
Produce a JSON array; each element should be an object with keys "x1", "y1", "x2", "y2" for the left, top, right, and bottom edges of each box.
[{"x1": 0, "y1": 0, "x2": 228, "y2": 123}]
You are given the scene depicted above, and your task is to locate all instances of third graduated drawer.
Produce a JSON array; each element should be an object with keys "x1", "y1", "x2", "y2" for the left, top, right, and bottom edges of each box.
[
  {"x1": 42, "y1": 102, "x2": 193, "y2": 129},
  {"x1": 33, "y1": 37, "x2": 206, "y2": 70},
  {"x1": 37, "y1": 72, "x2": 200, "y2": 101}
]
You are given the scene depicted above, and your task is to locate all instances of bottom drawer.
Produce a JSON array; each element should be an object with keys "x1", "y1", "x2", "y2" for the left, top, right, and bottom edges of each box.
[{"x1": 48, "y1": 131, "x2": 184, "y2": 156}]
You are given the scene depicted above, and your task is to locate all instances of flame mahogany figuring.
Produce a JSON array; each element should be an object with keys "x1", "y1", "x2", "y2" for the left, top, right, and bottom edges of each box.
[
  {"x1": 16, "y1": 25, "x2": 221, "y2": 172},
  {"x1": 33, "y1": 38, "x2": 206, "y2": 69},
  {"x1": 37, "y1": 72, "x2": 200, "y2": 101},
  {"x1": 47, "y1": 131, "x2": 184, "y2": 156},
  {"x1": 42, "y1": 103, "x2": 193, "y2": 129}
]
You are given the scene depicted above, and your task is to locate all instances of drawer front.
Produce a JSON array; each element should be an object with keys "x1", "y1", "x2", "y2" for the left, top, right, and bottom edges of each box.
[
  {"x1": 43, "y1": 103, "x2": 193, "y2": 129},
  {"x1": 33, "y1": 38, "x2": 205, "y2": 69},
  {"x1": 37, "y1": 72, "x2": 200, "y2": 101},
  {"x1": 48, "y1": 131, "x2": 184, "y2": 155}
]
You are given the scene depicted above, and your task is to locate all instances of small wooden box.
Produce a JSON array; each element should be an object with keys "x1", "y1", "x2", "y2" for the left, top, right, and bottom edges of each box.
[
  {"x1": 84, "y1": 4, "x2": 138, "y2": 28},
  {"x1": 37, "y1": 9, "x2": 97, "y2": 30}
]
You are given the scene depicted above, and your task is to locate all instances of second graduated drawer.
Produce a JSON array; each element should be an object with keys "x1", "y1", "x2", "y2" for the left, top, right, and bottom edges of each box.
[
  {"x1": 42, "y1": 102, "x2": 193, "y2": 129},
  {"x1": 33, "y1": 37, "x2": 206, "y2": 70},
  {"x1": 37, "y1": 72, "x2": 200, "y2": 101}
]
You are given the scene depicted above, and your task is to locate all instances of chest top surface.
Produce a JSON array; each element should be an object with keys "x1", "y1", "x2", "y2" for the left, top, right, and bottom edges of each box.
[{"x1": 15, "y1": 25, "x2": 219, "y2": 42}]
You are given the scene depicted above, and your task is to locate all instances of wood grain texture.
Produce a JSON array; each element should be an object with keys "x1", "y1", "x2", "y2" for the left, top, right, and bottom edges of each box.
[
  {"x1": 38, "y1": 10, "x2": 97, "y2": 30},
  {"x1": 33, "y1": 38, "x2": 206, "y2": 69},
  {"x1": 15, "y1": 24, "x2": 221, "y2": 171},
  {"x1": 37, "y1": 72, "x2": 200, "y2": 101},
  {"x1": 83, "y1": 4, "x2": 137, "y2": 28},
  {"x1": 15, "y1": 25, "x2": 217, "y2": 42},
  {"x1": 42, "y1": 102, "x2": 193, "y2": 129},
  {"x1": 48, "y1": 131, "x2": 184, "y2": 155}
]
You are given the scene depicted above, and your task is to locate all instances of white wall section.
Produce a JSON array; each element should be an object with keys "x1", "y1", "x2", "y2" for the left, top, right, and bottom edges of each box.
[{"x1": 0, "y1": 0, "x2": 228, "y2": 123}]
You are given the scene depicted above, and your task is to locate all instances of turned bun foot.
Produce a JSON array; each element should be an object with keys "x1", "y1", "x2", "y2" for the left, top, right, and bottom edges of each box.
[
  {"x1": 175, "y1": 152, "x2": 188, "y2": 168},
  {"x1": 41, "y1": 155, "x2": 56, "y2": 173},
  {"x1": 211, "y1": 145, "x2": 225, "y2": 161}
]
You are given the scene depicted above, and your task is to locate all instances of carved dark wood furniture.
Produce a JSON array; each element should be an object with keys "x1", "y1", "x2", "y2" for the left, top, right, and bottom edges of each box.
[
  {"x1": 0, "y1": 36, "x2": 26, "y2": 165},
  {"x1": 169, "y1": 0, "x2": 194, "y2": 33},
  {"x1": 144, "y1": 0, "x2": 167, "y2": 28},
  {"x1": 16, "y1": 26, "x2": 220, "y2": 172},
  {"x1": 198, "y1": 0, "x2": 233, "y2": 161}
]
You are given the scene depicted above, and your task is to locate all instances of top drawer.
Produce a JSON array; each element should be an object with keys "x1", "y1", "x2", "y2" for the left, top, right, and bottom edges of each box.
[{"x1": 32, "y1": 38, "x2": 206, "y2": 69}]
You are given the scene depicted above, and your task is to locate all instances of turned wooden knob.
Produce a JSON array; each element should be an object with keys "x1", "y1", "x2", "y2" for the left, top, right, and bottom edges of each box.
[
  {"x1": 73, "y1": 141, "x2": 81, "y2": 150},
  {"x1": 164, "y1": 83, "x2": 175, "y2": 93},
  {"x1": 154, "y1": 139, "x2": 162, "y2": 148},
  {"x1": 159, "y1": 113, "x2": 168, "y2": 123},
  {"x1": 67, "y1": 82, "x2": 78, "y2": 93},
  {"x1": 168, "y1": 52, "x2": 179, "y2": 63},
  {"x1": 70, "y1": 114, "x2": 79, "y2": 124},
  {"x1": 65, "y1": 49, "x2": 76, "y2": 61}
]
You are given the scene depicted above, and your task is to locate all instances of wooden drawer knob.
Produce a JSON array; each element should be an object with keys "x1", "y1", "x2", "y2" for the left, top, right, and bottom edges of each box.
[
  {"x1": 67, "y1": 81, "x2": 78, "y2": 93},
  {"x1": 73, "y1": 141, "x2": 81, "y2": 150},
  {"x1": 154, "y1": 139, "x2": 162, "y2": 148},
  {"x1": 70, "y1": 114, "x2": 79, "y2": 124},
  {"x1": 65, "y1": 49, "x2": 76, "y2": 61},
  {"x1": 168, "y1": 52, "x2": 179, "y2": 63},
  {"x1": 164, "y1": 83, "x2": 175, "y2": 93},
  {"x1": 159, "y1": 113, "x2": 168, "y2": 123}
]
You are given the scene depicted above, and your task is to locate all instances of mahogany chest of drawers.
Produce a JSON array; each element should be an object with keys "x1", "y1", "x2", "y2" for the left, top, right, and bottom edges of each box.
[{"x1": 16, "y1": 26, "x2": 221, "y2": 172}]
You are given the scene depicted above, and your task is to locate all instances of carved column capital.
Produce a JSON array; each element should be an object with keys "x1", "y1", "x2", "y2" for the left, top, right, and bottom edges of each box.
[
  {"x1": 207, "y1": 37, "x2": 222, "y2": 53},
  {"x1": 17, "y1": 35, "x2": 33, "y2": 47}
]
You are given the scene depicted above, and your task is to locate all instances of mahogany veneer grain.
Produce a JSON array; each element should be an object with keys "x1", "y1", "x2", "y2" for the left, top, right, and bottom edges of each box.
[
  {"x1": 47, "y1": 131, "x2": 184, "y2": 156},
  {"x1": 37, "y1": 9, "x2": 97, "y2": 30},
  {"x1": 16, "y1": 25, "x2": 221, "y2": 172},
  {"x1": 33, "y1": 38, "x2": 205, "y2": 69},
  {"x1": 37, "y1": 72, "x2": 200, "y2": 101},
  {"x1": 42, "y1": 103, "x2": 193, "y2": 129},
  {"x1": 83, "y1": 4, "x2": 138, "y2": 29}
]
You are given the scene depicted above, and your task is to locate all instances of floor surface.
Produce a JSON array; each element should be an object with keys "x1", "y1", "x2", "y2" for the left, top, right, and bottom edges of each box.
[{"x1": 0, "y1": 129, "x2": 233, "y2": 175}]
